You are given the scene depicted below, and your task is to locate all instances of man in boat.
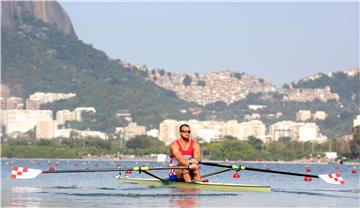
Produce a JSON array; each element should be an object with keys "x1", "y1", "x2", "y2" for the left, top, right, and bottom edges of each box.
[{"x1": 169, "y1": 124, "x2": 201, "y2": 182}]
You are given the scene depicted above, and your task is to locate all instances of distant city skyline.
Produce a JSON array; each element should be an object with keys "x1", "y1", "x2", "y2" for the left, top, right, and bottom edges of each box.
[{"x1": 59, "y1": 1, "x2": 359, "y2": 86}]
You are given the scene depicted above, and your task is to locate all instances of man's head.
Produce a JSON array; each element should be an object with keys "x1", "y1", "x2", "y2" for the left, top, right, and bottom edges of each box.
[{"x1": 179, "y1": 124, "x2": 191, "y2": 140}]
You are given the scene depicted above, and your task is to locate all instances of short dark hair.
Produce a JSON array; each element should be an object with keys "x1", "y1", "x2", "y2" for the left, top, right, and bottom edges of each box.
[{"x1": 179, "y1": 124, "x2": 190, "y2": 132}]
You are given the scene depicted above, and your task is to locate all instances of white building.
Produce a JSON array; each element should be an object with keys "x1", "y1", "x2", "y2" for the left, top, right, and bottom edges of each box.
[
  {"x1": 54, "y1": 128, "x2": 108, "y2": 140},
  {"x1": 224, "y1": 120, "x2": 266, "y2": 142},
  {"x1": 123, "y1": 122, "x2": 146, "y2": 140},
  {"x1": 312, "y1": 111, "x2": 328, "y2": 120},
  {"x1": 146, "y1": 129, "x2": 159, "y2": 138},
  {"x1": 36, "y1": 120, "x2": 57, "y2": 139},
  {"x1": 354, "y1": 115, "x2": 360, "y2": 128},
  {"x1": 296, "y1": 110, "x2": 312, "y2": 121},
  {"x1": 239, "y1": 120, "x2": 266, "y2": 142},
  {"x1": 297, "y1": 123, "x2": 319, "y2": 142},
  {"x1": 224, "y1": 120, "x2": 242, "y2": 139},
  {"x1": 159, "y1": 119, "x2": 179, "y2": 145},
  {"x1": 74, "y1": 107, "x2": 96, "y2": 121},
  {"x1": 248, "y1": 105, "x2": 266, "y2": 111},
  {"x1": 56, "y1": 107, "x2": 96, "y2": 125},
  {"x1": 270, "y1": 121, "x2": 325, "y2": 143},
  {"x1": 269, "y1": 121, "x2": 298, "y2": 142},
  {"x1": 56, "y1": 109, "x2": 75, "y2": 125},
  {"x1": 29, "y1": 92, "x2": 76, "y2": 104},
  {"x1": 2, "y1": 110, "x2": 53, "y2": 135},
  {"x1": 193, "y1": 124, "x2": 224, "y2": 143}
]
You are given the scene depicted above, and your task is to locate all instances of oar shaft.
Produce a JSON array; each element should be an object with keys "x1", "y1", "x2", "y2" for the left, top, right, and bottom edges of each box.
[
  {"x1": 199, "y1": 162, "x2": 318, "y2": 178},
  {"x1": 244, "y1": 166, "x2": 318, "y2": 178},
  {"x1": 202, "y1": 168, "x2": 232, "y2": 178},
  {"x1": 199, "y1": 162, "x2": 231, "y2": 168},
  {"x1": 43, "y1": 168, "x2": 124, "y2": 173},
  {"x1": 42, "y1": 166, "x2": 188, "y2": 174}
]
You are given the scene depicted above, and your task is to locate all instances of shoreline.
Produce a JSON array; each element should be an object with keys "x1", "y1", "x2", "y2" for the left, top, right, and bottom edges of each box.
[{"x1": 2, "y1": 157, "x2": 359, "y2": 165}]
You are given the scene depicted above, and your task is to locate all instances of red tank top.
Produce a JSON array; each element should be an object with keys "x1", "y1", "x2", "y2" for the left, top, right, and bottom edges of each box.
[
  {"x1": 175, "y1": 139, "x2": 195, "y2": 157},
  {"x1": 169, "y1": 139, "x2": 195, "y2": 176}
]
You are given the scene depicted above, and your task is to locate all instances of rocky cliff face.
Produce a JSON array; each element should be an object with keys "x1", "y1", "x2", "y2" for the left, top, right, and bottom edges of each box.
[{"x1": 1, "y1": 1, "x2": 76, "y2": 36}]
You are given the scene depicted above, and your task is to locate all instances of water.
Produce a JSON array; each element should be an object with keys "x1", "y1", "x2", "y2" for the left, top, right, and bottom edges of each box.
[{"x1": 1, "y1": 159, "x2": 359, "y2": 208}]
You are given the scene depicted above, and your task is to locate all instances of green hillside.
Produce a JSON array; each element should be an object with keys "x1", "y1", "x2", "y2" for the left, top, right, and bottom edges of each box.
[{"x1": 2, "y1": 13, "x2": 197, "y2": 132}]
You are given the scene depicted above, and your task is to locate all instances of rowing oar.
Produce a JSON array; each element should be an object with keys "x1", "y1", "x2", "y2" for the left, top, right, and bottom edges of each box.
[
  {"x1": 198, "y1": 161, "x2": 345, "y2": 185},
  {"x1": 10, "y1": 166, "x2": 188, "y2": 179}
]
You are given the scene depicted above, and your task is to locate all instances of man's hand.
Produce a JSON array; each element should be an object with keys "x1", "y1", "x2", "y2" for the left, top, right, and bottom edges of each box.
[
  {"x1": 188, "y1": 163, "x2": 199, "y2": 170},
  {"x1": 189, "y1": 158, "x2": 198, "y2": 165}
]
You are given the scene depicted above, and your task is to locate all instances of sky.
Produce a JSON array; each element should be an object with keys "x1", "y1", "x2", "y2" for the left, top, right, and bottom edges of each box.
[{"x1": 59, "y1": 1, "x2": 359, "y2": 87}]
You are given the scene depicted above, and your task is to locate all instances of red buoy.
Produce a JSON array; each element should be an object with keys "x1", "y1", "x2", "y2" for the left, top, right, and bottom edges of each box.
[
  {"x1": 352, "y1": 169, "x2": 358, "y2": 174},
  {"x1": 304, "y1": 176, "x2": 312, "y2": 182},
  {"x1": 49, "y1": 166, "x2": 55, "y2": 172},
  {"x1": 233, "y1": 172, "x2": 240, "y2": 178},
  {"x1": 126, "y1": 169, "x2": 132, "y2": 174},
  {"x1": 201, "y1": 178, "x2": 209, "y2": 183}
]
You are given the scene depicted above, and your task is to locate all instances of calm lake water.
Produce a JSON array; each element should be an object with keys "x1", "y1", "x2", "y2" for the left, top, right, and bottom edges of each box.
[{"x1": 1, "y1": 159, "x2": 359, "y2": 208}]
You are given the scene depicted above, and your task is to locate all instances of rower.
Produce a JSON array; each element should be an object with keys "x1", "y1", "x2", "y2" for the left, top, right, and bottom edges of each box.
[{"x1": 169, "y1": 124, "x2": 201, "y2": 182}]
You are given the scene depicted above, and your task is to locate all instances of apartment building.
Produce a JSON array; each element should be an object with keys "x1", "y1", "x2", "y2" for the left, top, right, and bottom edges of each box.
[
  {"x1": 2, "y1": 110, "x2": 53, "y2": 135},
  {"x1": 159, "y1": 119, "x2": 179, "y2": 145}
]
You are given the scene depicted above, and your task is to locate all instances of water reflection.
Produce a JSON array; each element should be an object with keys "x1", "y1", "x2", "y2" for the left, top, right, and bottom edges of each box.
[
  {"x1": 170, "y1": 188, "x2": 200, "y2": 208},
  {"x1": 8, "y1": 186, "x2": 42, "y2": 208}
]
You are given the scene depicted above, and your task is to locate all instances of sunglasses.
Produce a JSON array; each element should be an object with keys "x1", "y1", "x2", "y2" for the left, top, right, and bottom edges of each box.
[{"x1": 181, "y1": 130, "x2": 191, "y2": 133}]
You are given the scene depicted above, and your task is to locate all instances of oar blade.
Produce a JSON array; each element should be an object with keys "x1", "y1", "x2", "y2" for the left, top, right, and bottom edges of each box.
[
  {"x1": 319, "y1": 173, "x2": 345, "y2": 185},
  {"x1": 11, "y1": 166, "x2": 42, "y2": 179}
]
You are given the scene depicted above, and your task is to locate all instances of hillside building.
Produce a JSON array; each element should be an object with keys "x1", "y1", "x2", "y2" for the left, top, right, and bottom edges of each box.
[{"x1": 2, "y1": 110, "x2": 53, "y2": 135}]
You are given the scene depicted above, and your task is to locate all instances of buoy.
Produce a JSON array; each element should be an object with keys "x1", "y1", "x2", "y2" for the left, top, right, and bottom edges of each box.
[
  {"x1": 233, "y1": 172, "x2": 240, "y2": 178},
  {"x1": 126, "y1": 169, "x2": 132, "y2": 174},
  {"x1": 304, "y1": 176, "x2": 312, "y2": 182},
  {"x1": 306, "y1": 168, "x2": 311, "y2": 173},
  {"x1": 201, "y1": 178, "x2": 209, "y2": 183},
  {"x1": 49, "y1": 166, "x2": 55, "y2": 172},
  {"x1": 352, "y1": 166, "x2": 358, "y2": 174}
]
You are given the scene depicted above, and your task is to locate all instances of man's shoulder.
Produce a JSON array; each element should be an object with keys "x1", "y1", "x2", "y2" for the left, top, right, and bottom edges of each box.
[
  {"x1": 191, "y1": 139, "x2": 200, "y2": 147},
  {"x1": 170, "y1": 139, "x2": 179, "y2": 147}
]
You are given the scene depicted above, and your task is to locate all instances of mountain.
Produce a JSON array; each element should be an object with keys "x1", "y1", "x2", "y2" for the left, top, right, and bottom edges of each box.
[
  {"x1": 288, "y1": 69, "x2": 359, "y2": 106},
  {"x1": 1, "y1": 1, "x2": 197, "y2": 132},
  {"x1": 1, "y1": 1, "x2": 358, "y2": 137},
  {"x1": 1, "y1": 1, "x2": 76, "y2": 36}
]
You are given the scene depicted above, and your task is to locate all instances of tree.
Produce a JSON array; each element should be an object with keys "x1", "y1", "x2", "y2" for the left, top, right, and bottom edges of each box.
[
  {"x1": 350, "y1": 126, "x2": 360, "y2": 159},
  {"x1": 233, "y1": 72, "x2": 242, "y2": 80},
  {"x1": 182, "y1": 75, "x2": 192, "y2": 86},
  {"x1": 247, "y1": 136, "x2": 263, "y2": 151},
  {"x1": 197, "y1": 80, "x2": 206, "y2": 87},
  {"x1": 125, "y1": 135, "x2": 167, "y2": 155}
]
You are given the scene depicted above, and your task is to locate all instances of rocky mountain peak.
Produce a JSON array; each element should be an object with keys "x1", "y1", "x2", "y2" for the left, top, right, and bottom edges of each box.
[{"x1": 1, "y1": 1, "x2": 76, "y2": 36}]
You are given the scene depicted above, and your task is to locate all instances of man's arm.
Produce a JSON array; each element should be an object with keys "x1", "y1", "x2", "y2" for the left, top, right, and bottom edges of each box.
[
  {"x1": 193, "y1": 141, "x2": 201, "y2": 163},
  {"x1": 170, "y1": 143, "x2": 190, "y2": 166}
]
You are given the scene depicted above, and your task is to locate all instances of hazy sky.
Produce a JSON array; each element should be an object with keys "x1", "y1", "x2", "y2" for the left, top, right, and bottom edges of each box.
[{"x1": 59, "y1": 1, "x2": 359, "y2": 86}]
